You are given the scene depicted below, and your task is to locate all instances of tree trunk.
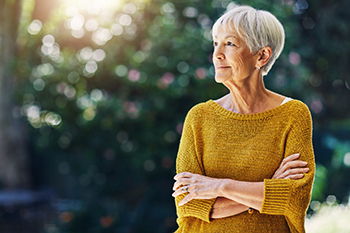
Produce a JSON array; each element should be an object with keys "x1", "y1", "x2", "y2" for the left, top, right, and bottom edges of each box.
[{"x1": 0, "y1": 0, "x2": 31, "y2": 189}]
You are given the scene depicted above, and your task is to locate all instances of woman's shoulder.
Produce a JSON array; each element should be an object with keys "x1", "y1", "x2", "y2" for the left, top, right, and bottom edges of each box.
[
  {"x1": 186, "y1": 101, "x2": 211, "y2": 118},
  {"x1": 286, "y1": 99, "x2": 311, "y2": 114},
  {"x1": 282, "y1": 99, "x2": 313, "y2": 125}
]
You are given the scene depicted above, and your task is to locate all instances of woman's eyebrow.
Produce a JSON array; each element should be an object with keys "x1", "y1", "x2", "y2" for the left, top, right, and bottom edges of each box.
[
  {"x1": 214, "y1": 35, "x2": 238, "y2": 39},
  {"x1": 225, "y1": 36, "x2": 237, "y2": 40}
]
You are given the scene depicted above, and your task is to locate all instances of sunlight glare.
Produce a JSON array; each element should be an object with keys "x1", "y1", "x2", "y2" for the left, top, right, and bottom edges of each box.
[{"x1": 61, "y1": 0, "x2": 125, "y2": 14}]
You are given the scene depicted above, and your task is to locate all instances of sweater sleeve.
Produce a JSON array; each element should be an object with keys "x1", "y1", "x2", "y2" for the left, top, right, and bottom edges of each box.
[
  {"x1": 174, "y1": 107, "x2": 216, "y2": 223},
  {"x1": 260, "y1": 103, "x2": 315, "y2": 233}
]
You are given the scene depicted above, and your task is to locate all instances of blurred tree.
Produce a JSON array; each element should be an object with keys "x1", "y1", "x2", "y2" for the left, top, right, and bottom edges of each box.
[{"x1": 0, "y1": 0, "x2": 31, "y2": 188}]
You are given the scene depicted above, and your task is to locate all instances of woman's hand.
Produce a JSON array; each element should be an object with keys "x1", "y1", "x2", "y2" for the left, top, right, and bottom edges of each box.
[
  {"x1": 272, "y1": 153, "x2": 309, "y2": 179},
  {"x1": 172, "y1": 172, "x2": 222, "y2": 206}
]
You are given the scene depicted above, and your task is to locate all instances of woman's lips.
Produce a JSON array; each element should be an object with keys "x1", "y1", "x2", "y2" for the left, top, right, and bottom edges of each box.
[{"x1": 215, "y1": 66, "x2": 231, "y2": 69}]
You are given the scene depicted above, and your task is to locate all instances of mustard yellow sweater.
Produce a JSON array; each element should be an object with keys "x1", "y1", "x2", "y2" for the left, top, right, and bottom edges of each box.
[{"x1": 175, "y1": 99, "x2": 315, "y2": 233}]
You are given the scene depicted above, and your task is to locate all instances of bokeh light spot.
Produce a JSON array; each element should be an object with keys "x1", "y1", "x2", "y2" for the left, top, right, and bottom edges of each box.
[
  {"x1": 83, "y1": 108, "x2": 96, "y2": 121},
  {"x1": 69, "y1": 14, "x2": 85, "y2": 30},
  {"x1": 58, "y1": 162, "x2": 70, "y2": 175},
  {"x1": 92, "y1": 28, "x2": 113, "y2": 45},
  {"x1": 183, "y1": 7, "x2": 198, "y2": 18},
  {"x1": 115, "y1": 65, "x2": 128, "y2": 77},
  {"x1": 68, "y1": 71, "x2": 80, "y2": 84},
  {"x1": 289, "y1": 51, "x2": 301, "y2": 65},
  {"x1": 177, "y1": 61, "x2": 189, "y2": 73},
  {"x1": 128, "y1": 69, "x2": 140, "y2": 82},
  {"x1": 161, "y1": 2, "x2": 175, "y2": 14},
  {"x1": 85, "y1": 18, "x2": 99, "y2": 31},
  {"x1": 344, "y1": 152, "x2": 350, "y2": 167},
  {"x1": 64, "y1": 85, "x2": 76, "y2": 99},
  {"x1": 33, "y1": 79, "x2": 45, "y2": 91},
  {"x1": 60, "y1": 211, "x2": 74, "y2": 223},
  {"x1": 310, "y1": 201, "x2": 321, "y2": 211},
  {"x1": 121, "y1": 141, "x2": 133, "y2": 152},
  {"x1": 90, "y1": 89, "x2": 103, "y2": 101},
  {"x1": 80, "y1": 47, "x2": 93, "y2": 61},
  {"x1": 302, "y1": 17, "x2": 315, "y2": 29},
  {"x1": 119, "y1": 14, "x2": 132, "y2": 26},
  {"x1": 28, "y1": 20, "x2": 42, "y2": 35},
  {"x1": 79, "y1": 174, "x2": 91, "y2": 186},
  {"x1": 116, "y1": 131, "x2": 128, "y2": 143},
  {"x1": 111, "y1": 24, "x2": 123, "y2": 36},
  {"x1": 195, "y1": 68, "x2": 207, "y2": 79},
  {"x1": 144, "y1": 160, "x2": 156, "y2": 172},
  {"x1": 37, "y1": 63, "x2": 54, "y2": 76},
  {"x1": 164, "y1": 131, "x2": 176, "y2": 143},
  {"x1": 178, "y1": 75, "x2": 189, "y2": 87},
  {"x1": 326, "y1": 195, "x2": 337, "y2": 205},
  {"x1": 85, "y1": 61, "x2": 98, "y2": 73},
  {"x1": 71, "y1": 29, "x2": 85, "y2": 38},
  {"x1": 133, "y1": 51, "x2": 145, "y2": 63},
  {"x1": 162, "y1": 156, "x2": 173, "y2": 169},
  {"x1": 100, "y1": 216, "x2": 114, "y2": 228},
  {"x1": 42, "y1": 35, "x2": 55, "y2": 47},
  {"x1": 45, "y1": 112, "x2": 62, "y2": 126},
  {"x1": 310, "y1": 99, "x2": 323, "y2": 114},
  {"x1": 156, "y1": 56, "x2": 168, "y2": 67},
  {"x1": 123, "y1": 3, "x2": 136, "y2": 14},
  {"x1": 163, "y1": 14, "x2": 175, "y2": 25},
  {"x1": 93, "y1": 49, "x2": 106, "y2": 62}
]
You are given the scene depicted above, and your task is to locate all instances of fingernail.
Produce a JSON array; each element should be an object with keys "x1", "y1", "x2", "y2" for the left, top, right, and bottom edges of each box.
[{"x1": 303, "y1": 162, "x2": 308, "y2": 165}]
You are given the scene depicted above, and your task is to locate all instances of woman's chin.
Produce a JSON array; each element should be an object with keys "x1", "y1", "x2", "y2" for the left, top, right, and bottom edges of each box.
[{"x1": 214, "y1": 74, "x2": 230, "y2": 83}]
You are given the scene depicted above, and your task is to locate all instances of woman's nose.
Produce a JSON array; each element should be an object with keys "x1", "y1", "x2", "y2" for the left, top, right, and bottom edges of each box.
[{"x1": 213, "y1": 47, "x2": 225, "y2": 60}]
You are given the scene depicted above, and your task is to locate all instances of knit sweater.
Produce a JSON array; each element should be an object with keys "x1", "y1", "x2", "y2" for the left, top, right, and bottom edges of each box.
[{"x1": 175, "y1": 99, "x2": 315, "y2": 233}]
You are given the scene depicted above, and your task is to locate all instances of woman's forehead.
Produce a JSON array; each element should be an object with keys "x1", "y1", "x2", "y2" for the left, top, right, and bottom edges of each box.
[{"x1": 213, "y1": 24, "x2": 240, "y2": 39}]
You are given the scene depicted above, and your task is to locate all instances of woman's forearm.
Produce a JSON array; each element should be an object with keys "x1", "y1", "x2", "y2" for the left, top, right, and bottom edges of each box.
[
  {"x1": 210, "y1": 197, "x2": 249, "y2": 219},
  {"x1": 218, "y1": 179, "x2": 264, "y2": 211}
]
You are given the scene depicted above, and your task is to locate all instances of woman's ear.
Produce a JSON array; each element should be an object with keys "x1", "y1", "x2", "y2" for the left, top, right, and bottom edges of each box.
[{"x1": 257, "y1": 47, "x2": 272, "y2": 67}]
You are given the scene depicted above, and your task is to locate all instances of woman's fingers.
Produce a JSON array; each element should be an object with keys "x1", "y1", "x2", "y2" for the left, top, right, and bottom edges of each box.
[
  {"x1": 280, "y1": 153, "x2": 300, "y2": 166},
  {"x1": 173, "y1": 178, "x2": 189, "y2": 191},
  {"x1": 172, "y1": 172, "x2": 220, "y2": 206},
  {"x1": 172, "y1": 185, "x2": 190, "y2": 197},
  {"x1": 285, "y1": 173, "x2": 305, "y2": 179},
  {"x1": 174, "y1": 172, "x2": 193, "y2": 180},
  {"x1": 273, "y1": 153, "x2": 309, "y2": 180},
  {"x1": 278, "y1": 167, "x2": 309, "y2": 179},
  {"x1": 172, "y1": 172, "x2": 196, "y2": 190},
  {"x1": 282, "y1": 160, "x2": 308, "y2": 171}
]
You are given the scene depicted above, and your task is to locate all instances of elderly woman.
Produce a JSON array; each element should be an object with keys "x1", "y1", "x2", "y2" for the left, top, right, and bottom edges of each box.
[{"x1": 172, "y1": 5, "x2": 315, "y2": 233}]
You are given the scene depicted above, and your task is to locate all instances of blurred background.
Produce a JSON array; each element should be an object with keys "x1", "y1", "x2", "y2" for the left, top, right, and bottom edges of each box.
[{"x1": 0, "y1": 0, "x2": 349, "y2": 232}]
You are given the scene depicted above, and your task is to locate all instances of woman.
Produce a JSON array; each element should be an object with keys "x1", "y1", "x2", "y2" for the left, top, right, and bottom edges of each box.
[{"x1": 172, "y1": 5, "x2": 315, "y2": 233}]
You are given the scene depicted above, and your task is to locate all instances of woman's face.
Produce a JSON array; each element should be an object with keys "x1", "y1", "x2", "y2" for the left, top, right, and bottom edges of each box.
[{"x1": 212, "y1": 25, "x2": 258, "y2": 84}]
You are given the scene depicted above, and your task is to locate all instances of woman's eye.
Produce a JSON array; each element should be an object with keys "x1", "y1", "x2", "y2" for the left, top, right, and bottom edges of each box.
[
  {"x1": 213, "y1": 42, "x2": 218, "y2": 46},
  {"x1": 227, "y1": 41, "x2": 235, "y2": 46}
]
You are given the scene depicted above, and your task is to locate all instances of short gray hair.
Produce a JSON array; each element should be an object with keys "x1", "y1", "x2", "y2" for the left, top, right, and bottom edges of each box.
[{"x1": 212, "y1": 5, "x2": 285, "y2": 76}]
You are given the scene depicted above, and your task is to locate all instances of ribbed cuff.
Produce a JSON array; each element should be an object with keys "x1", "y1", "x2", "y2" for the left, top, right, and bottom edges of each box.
[
  {"x1": 260, "y1": 179, "x2": 290, "y2": 215},
  {"x1": 181, "y1": 198, "x2": 216, "y2": 223}
]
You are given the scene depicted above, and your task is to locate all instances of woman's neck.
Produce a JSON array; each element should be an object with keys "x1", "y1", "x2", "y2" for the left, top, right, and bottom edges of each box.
[{"x1": 219, "y1": 76, "x2": 282, "y2": 114}]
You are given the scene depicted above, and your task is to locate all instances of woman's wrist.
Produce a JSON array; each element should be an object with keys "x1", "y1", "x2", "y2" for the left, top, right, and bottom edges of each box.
[
  {"x1": 210, "y1": 197, "x2": 249, "y2": 219},
  {"x1": 217, "y1": 178, "x2": 236, "y2": 198}
]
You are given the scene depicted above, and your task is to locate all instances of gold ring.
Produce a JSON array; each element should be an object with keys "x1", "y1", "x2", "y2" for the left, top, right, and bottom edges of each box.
[{"x1": 182, "y1": 186, "x2": 188, "y2": 192}]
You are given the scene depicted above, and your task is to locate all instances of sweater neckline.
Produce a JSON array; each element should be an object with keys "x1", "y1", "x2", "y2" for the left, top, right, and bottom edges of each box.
[{"x1": 207, "y1": 99, "x2": 297, "y2": 120}]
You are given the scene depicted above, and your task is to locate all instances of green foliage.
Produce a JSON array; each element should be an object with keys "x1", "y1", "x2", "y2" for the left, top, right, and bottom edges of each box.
[{"x1": 11, "y1": 0, "x2": 350, "y2": 231}]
